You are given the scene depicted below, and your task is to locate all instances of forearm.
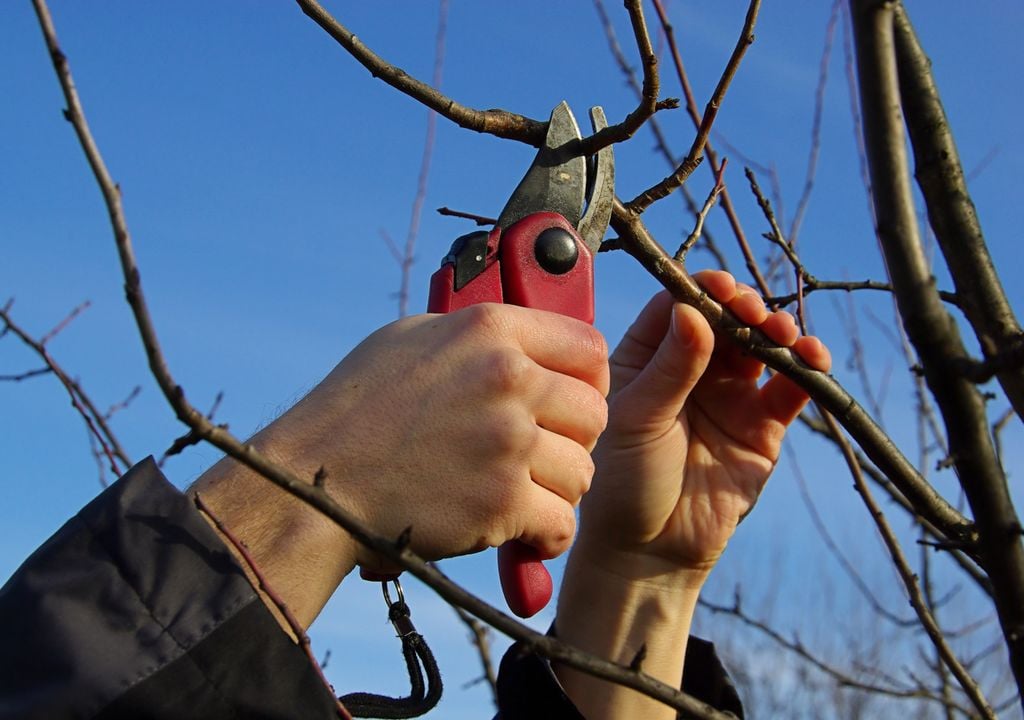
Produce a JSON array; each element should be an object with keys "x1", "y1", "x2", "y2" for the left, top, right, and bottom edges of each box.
[
  {"x1": 189, "y1": 415, "x2": 358, "y2": 632},
  {"x1": 553, "y1": 538, "x2": 708, "y2": 720}
]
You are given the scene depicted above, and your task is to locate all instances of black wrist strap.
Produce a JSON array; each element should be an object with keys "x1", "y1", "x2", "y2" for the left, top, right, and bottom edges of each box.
[{"x1": 339, "y1": 580, "x2": 443, "y2": 718}]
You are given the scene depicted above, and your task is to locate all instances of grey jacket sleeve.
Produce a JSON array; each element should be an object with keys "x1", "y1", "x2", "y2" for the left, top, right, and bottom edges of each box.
[{"x1": 0, "y1": 458, "x2": 339, "y2": 720}]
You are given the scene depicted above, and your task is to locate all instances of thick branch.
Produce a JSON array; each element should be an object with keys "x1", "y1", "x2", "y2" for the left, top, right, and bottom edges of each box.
[
  {"x1": 892, "y1": 5, "x2": 1024, "y2": 421},
  {"x1": 850, "y1": 0, "x2": 1024, "y2": 705}
]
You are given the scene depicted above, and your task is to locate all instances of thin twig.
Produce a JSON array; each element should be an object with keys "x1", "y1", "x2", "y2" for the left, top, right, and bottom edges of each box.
[
  {"x1": 626, "y1": 0, "x2": 761, "y2": 214},
  {"x1": 0, "y1": 302, "x2": 131, "y2": 482},
  {"x1": 788, "y1": 0, "x2": 841, "y2": 246},
  {"x1": 817, "y1": 407, "x2": 995, "y2": 719},
  {"x1": 675, "y1": 158, "x2": 727, "y2": 260},
  {"x1": 435, "y1": 206, "x2": 496, "y2": 226},
  {"x1": 699, "y1": 593, "x2": 973, "y2": 714},
  {"x1": 649, "y1": 0, "x2": 769, "y2": 295},
  {"x1": 391, "y1": 0, "x2": 448, "y2": 319}
]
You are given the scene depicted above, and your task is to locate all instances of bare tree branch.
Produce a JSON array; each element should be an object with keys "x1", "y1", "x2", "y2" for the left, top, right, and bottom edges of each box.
[
  {"x1": 851, "y1": 0, "x2": 1024, "y2": 706},
  {"x1": 892, "y1": 4, "x2": 1024, "y2": 422},
  {"x1": 626, "y1": 0, "x2": 761, "y2": 215},
  {"x1": 0, "y1": 301, "x2": 132, "y2": 483},
  {"x1": 817, "y1": 409, "x2": 994, "y2": 718}
]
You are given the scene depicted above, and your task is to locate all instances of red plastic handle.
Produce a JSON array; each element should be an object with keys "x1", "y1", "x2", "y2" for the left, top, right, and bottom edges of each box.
[{"x1": 427, "y1": 214, "x2": 594, "y2": 618}]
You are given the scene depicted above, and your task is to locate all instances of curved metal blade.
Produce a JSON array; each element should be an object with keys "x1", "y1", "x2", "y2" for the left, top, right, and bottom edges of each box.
[
  {"x1": 496, "y1": 102, "x2": 586, "y2": 229},
  {"x1": 577, "y1": 107, "x2": 615, "y2": 254}
]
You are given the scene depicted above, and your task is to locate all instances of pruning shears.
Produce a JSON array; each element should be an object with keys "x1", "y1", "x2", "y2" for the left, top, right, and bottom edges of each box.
[{"x1": 428, "y1": 102, "x2": 615, "y2": 618}]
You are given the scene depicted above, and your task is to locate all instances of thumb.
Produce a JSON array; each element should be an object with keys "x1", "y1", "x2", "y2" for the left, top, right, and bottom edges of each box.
[{"x1": 613, "y1": 303, "x2": 714, "y2": 431}]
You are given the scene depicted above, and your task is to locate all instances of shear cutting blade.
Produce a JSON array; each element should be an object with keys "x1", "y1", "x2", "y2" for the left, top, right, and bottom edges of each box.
[{"x1": 496, "y1": 102, "x2": 587, "y2": 230}]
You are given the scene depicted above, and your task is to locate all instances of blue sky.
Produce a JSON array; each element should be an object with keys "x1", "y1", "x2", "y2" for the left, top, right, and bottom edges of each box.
[{"x1": 3, "y1": 1, "x2": 1023, "y2": 716}]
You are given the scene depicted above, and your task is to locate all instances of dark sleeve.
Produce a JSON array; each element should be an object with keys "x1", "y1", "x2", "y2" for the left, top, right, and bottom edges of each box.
[
  {"x1": 0, "y1": 457, "x2": 340, "y2": 720},
  {"x1": 495, "y1": 634, "x2": 744, "y2": 719}
]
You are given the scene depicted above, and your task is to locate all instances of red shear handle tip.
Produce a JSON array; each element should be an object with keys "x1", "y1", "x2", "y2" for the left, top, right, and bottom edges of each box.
[{"x1": 497, "y1": 540, "x2": 553, "y2": 618}]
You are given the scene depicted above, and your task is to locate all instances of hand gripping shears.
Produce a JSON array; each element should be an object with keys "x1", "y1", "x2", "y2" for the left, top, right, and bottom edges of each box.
[{"x1": 428, "y1": 102, "x2": 615, "y2": 618}]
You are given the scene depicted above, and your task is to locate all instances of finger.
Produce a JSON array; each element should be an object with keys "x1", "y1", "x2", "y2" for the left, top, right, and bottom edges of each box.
[
  {"x1": 456, "y1": 304, "x2": 610, "y2": 395},
  {"x1": 607, "y1": 291, "x2": 675, "y2": 392},
  {"x1": 759, "y1": 337, "x2": 832, "y2": 423},
  {"x1": 529, "y1": 428, "x2": 595, "y2": 506},
  {"x1": 612, "y1": 303, "x2": 715, "y2": 431},
  {"x1": 533, "y1": 373, "x2": 609, "y2": 450},
  {"x1": 515, "y1": 481, "x2": 578, "y2": 559},
  {"x1": 794, "y1": 335, "x2": 832, "y2": 372}
]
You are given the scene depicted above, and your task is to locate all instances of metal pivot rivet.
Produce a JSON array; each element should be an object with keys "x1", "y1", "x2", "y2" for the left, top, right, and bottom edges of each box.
[{"x1": 534, "y1": 228, "x2": 579, "y2": 275}]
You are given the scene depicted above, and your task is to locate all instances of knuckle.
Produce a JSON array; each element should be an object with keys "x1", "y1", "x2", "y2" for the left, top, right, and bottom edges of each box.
[
  {"x1": 547, "y1": 505, "x2": 577, "y2": 554},
  {"x1": 459, "y1": 303, "x2": 510, "y2": 340},
  {"x1": 482, "y1": 347, "x2": 534, "y2": 396},
  {"x1": 486, "y1": 411, "x2": 538, "y2": 458}
]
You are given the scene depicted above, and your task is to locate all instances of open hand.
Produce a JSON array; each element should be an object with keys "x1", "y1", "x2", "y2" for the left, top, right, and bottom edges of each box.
[{"x1": 577, "y1": 271, "x2": 831, "y2": 584}]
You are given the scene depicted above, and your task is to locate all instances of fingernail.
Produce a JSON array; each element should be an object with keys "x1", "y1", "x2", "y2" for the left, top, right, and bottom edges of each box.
[{"x1": 672, "y1": 306, "x2": 696, "y2": 347}]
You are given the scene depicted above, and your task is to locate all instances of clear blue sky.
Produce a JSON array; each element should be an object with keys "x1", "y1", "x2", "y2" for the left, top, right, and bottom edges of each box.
[{"x1": 3, "y1": 1, "x2": 1023, "y2": 716}]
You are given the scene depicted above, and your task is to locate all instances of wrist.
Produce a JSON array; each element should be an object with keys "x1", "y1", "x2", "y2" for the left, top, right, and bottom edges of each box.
[
  {"x1": 570, "y1": 530, "x2": 714, "y2": 594},
  {"x1": 190, "y1": 425, "x2": 360, "y2": 629}
]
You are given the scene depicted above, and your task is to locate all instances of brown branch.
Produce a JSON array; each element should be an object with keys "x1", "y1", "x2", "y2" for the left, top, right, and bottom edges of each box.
[
  {"x1": 892, "y1": 4, "x2": 1024, "y2": 422},
  {"x1": 851, "y1": 2, "x2": 1024, "y2": 705},
  {"x1": 611, "y1": 197, "x2": 973, "y2": 543},
  {"x1": 626, "y1": 0, "x2": 760, "y2": 214},
  {"x1": 675, "y1": 158, "x2": 727, "y2": 260},
  {"x1": 295, "y1": 0, "x2": 545, "y2": 145},
  {"x1": 195, "y1": 494, "x2": 351, "y2": 720},
  {"x1": 31, "y1": 4, "x2": 735, "y2": 717},
  {"x1": 699, "y1": 591, "x2": 973, "y2": 714},
  {"x1": 298, "y1": 0, "x2": 672, "y2": 158},
  {"x1": 436, "y1": 207, "x2": 496, "y2": 227},
  {"x1": 649, "y1": 0, "x2": 769, "y2": 295},
  {"x1": 766, "y1": 278, "x2": 959, "y2": 310},
  {"x1": 0, "y1": 301, "x2": 131, "y2": 482},
  {"x1": 817, "y1": 408, "x2": 994, "y2": 718}
]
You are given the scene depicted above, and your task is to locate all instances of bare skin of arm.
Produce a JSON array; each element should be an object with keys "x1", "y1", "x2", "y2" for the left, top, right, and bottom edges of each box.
[
  {"x1": 189, "y1": 302, "x2": 609, "y2": 630},
  {"x1": 555, "y1": 271, "x2": 832, "y2": 719}
]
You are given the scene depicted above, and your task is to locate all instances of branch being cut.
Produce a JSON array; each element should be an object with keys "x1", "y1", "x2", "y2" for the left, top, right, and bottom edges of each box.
[
  {"x1": 575, "y1": 0, "x2": 680, "y2": 156},
  {"x1": 611, "y1": 197, "x2": 971, "y2": 543}
]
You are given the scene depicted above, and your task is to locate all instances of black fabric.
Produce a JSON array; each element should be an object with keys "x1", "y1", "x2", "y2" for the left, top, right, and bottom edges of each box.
[
  {"x1": 0, "y1": 458, "x2": 338, "y2": 720},
  {"x1": 96, "y1": 601, "x2": 339, "y2": 720},
  {"x1": 494, "y1": 634, "x2": 744, "y2": 719},
  {"x1": 0, "y1": 457, "x2": 743, "y2": 719}
]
